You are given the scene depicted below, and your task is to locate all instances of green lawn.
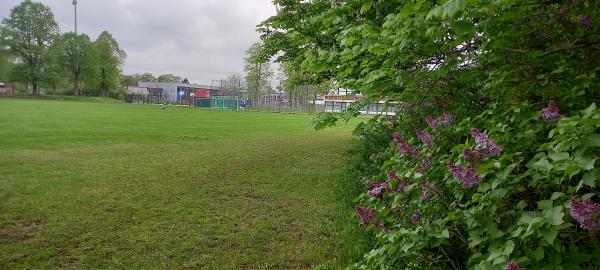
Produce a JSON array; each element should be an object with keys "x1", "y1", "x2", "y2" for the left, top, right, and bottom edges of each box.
[{"x1": 0, "y1": 98, "x2": 360, "y2": 269}]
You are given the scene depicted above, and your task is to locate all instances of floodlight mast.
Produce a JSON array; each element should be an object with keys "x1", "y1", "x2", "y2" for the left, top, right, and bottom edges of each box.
[
  {"x1": 73, "y1": 0, "x2": 79, "y2": 95},
  {"x1": 73, "y1": 0, "x2": 77, "y2": 35}
]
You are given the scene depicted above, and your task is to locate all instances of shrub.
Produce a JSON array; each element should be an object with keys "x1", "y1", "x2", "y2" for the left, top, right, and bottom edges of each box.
[{"x1": 351, "y1": 102, "x2": 600, "y2": 269}]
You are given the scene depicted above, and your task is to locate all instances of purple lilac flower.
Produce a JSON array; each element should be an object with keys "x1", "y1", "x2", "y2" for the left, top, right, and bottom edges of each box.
[
  {"x1": 367, "y1": 182, "x2": 392, "y2": 198},
  {"x1": 471, "y1": 128, "x2": 503, "y2": 157},
  {"x1": 541, "y1": 100, "x2": 560, "y2": 122},
  {"x1": 416, "y1": 130, "x2": 434, "y2": 148},
  {"x1": 411, "y1": 210, "x2": 421, "y2": 222},
  {"x1": 400, "y1": 102, "x2": 415, "y2": 111},
  {"x1": 397, "y1": 141, "x2": 413, "y2": 156},
  {"x1": 448, "y1": 162, "x2": 481, "y2": 189},
  {"x1": 373, "y1": 223, "x2": 391, "y2": 233},
  {"x1": 434, "y1": 97, "x2": 444, "y2": 107},
  {"x1": 386, "y1": 172, "x2": 405, "y2": 192},
  {"x1": 420, "y1": 181, "x2": 440, "y2": 198},
  {"x1": 570, "y1": 199, "x2": 600, "y2": 230},
  {"x1": 411, "y1": 148, "x2": 422, "y2": 160},
  {"x1": 463, "y1": 148, "x2": 485, "y2": 163},
  {"x1": 420, "y1": 182, "x2": 433, "y2": 200},
  {"x1": 355, "y1": 206, "x2": 376, "y2": 227},
  {"x1": 393, "y1": 133, "x2": 415, "y2": 157},
  {"x1": 372, "y1": 182, "x2": 392, "y2": 190},
  {"x1": 418, "y1": 155, "x2": 432, "y2": 173},
  {"x1": 504, "y1": 261, "x2": 524, "y2": 270},
  {"x1": 425, "y1": 110, "x2": 455, "y2": 132},
  {"x1": 397, "y1": 179, "x2": 406, "y2": 192},
  {"x1": 425, "y1": 116, "x2": 440, "y2": 131},
  {"x1": 440, "y1": 110, "x2": 455, "y2": 125},
  {"x1": 367, "y1": 187, "x2": 383, "y2": 197},
  {"x1": 578, "y1": 15, "x2": 593, "y2": 30},
  {"x1": 388, "y1": 115, "x2": 397, "y2": 126}
]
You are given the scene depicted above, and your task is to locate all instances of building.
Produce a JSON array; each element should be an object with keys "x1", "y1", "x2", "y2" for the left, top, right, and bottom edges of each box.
[
  {"x1": 322, "y1": 89, "x2": 397, "y2": 115},
  {"x1": 0, "y1": 82, "x2": 15, "y2": 95},
  {"x1": 137, "y1": 82, "x2": 223, "y2": 103}
]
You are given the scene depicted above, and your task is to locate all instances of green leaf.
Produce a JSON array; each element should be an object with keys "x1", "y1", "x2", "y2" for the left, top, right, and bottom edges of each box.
[
  {"x1": 541, "y1": 229, "x2": 558, "y2": 245},
  {"x1": 550, "y1": 192, "x2": 565, "y2": 201},
  {"x1": 581, "y1": 103, "x2": 596, "y2": 118},
  {"x1": 543, "y1": 206, "x2": 564, "y2": 226},
  {"x1": 587, "y1": 134, "x2": 600, "y2": 148},
  {"x1": 426, "y1": 6, "x2": 443, "y2": 20},
  {"x1": 533, "y1": 159, "x2": 553, "y2": 172},
  {"x1": 533, "y1": 246, "x2": 545, "y2": 261},
  {"x1": 360, "y1": 0, "x2": 373, "y2": 14},
  {"x1": 443, "y1": 0, "x2": 467, "y2": 19},
  {"x1": 582, "y1": 171, "x2": 596, "y2": 188},
  {"x1": 537, "y1": 200, "x2": 553, "y2": 210},
  {"x1": 575, "y1": 156, "x2": 595, "y2": 170},
  {"x1": 548, "y1": 152, "x2": 569, "y2": 161},
  {"x1": 454, "y1": 21, "x2": 474, "y2": 36}
]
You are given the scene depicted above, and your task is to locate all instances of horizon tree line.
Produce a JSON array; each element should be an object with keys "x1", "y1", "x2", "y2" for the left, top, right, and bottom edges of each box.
[{"x1": 0, "y1": 0, "x2": 125, "y2": 97}]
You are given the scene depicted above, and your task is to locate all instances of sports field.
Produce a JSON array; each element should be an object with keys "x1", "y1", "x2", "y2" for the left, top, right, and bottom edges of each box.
[{"x1": 0, "y1": 98, "x2": 359, "y2": 269}]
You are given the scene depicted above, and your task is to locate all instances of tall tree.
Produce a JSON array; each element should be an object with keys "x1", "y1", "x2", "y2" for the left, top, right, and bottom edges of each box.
[
  {"x1": 243, "y1": 42, "x2": 273, "y2": 101},
  {"x1": 0, "y1": 0, "x2": 59, "y2": 95},
  {"x1": 0, "y1": 48, "x2": 13, "y2": 83},
  {"x1": 55, "y1": 33, "x2": 98, "y2": 95},
  {"x1": 221, "y1": 73, "x2": 244, "y2": 96},
  {"x1": 94, "y1": 31, "x2": 125, "y2": 96}
]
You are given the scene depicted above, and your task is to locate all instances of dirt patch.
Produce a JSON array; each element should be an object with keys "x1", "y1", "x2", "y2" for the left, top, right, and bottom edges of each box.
[{"x1": 0, "y1": 218, "x2": 44, "y2": 243}]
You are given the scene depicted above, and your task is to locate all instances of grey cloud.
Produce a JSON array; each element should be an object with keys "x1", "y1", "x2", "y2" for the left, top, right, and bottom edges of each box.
[{"x1": 0, "y1": 0, "x2": 276, "y2": 84}]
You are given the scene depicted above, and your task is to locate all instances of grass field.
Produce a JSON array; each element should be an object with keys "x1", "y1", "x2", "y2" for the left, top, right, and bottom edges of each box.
[{"x1": 0, "y1": 98, "x2": 362, "y2": 269}]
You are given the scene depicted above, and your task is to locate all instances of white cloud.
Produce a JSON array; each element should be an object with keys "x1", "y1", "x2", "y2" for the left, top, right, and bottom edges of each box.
[{"x1": 0, "y1": 0, "x2": 277, "y2": 84}]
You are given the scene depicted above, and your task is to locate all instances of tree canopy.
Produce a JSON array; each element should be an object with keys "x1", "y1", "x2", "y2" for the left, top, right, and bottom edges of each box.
[
  {"x1": 0, "y1": 0, "x2": 59, "y2": 95},
  {"x1": 94, "y1": 31, "x2": 126, "y2": 96}
]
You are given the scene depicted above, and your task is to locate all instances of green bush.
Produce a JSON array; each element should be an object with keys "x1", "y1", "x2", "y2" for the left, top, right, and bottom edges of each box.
[{"x1": 351, "y1": 102, "x2": 600, "y2": 269}]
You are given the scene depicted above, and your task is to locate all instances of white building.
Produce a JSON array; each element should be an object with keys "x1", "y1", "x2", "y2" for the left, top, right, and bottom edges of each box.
[{"x1": 322, "y1": 89, "x2": 397, "y2": 115}]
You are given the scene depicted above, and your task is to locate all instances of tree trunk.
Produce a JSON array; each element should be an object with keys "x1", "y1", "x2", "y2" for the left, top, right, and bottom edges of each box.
[
  {"x1": 32, "y1": 81, "x2": 39, "y2": 96},
  {"x1": 74, "y1": 73, "x2": 80, "y2": 96}
]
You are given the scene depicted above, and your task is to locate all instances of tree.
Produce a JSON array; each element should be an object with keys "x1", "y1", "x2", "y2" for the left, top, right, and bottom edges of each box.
[
  {"x1": 0, "y1": 0, "x2": 59, "y2": 95},
  {"x1": 157, "y1": 74, "x2": 182, "y2": 83},
  {"x1": 243, "y1": 42, "x2": 273, "y2": 101},
  {"x1": 94, "y1": 31, "x2": 125, "y2": 96},
  {"x1": 40, "y1": 46, "x2": 67, "y2": 95},
  {"x1": 0, "y1": 48, "x2": 14, "y2": 83},
  {"x1": 54, "y1": 33, "x2": 98, "y2": 95},
  {"x1": 138, "y1": 73, "x2": 156, "y2": 82},
  {"x1": 121, "y1": 74, "x2": 138, "y2": 87},
  {"x1": 221, "y1": 73, "x2": 244, "y2": 96}
]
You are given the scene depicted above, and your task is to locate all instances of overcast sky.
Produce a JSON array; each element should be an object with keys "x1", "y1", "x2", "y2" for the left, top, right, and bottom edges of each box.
[{"x1": 0, "y1": 0, "x2": 277, "y2": 85}]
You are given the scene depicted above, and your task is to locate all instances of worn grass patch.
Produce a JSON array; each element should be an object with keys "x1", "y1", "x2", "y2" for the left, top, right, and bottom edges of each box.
[{"x1": 0, "y1": 98, "x2": 361, "y2": 269}]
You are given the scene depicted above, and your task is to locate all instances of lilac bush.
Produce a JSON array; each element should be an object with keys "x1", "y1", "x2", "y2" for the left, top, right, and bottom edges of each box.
[{"x1": 352, "y1": 102, "x2": 600, "y2": 269}]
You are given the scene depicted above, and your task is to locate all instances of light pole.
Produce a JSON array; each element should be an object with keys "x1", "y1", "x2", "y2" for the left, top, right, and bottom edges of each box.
[
  {"x1": 72, "y1": 0, "x2": 77, "y2": 35},
  {"x1": 72, "y1": 0, "x2": 79, "y2": 95}
]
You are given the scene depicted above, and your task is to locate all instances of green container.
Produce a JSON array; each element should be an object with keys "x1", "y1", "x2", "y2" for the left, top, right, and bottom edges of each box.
[{"x1": 196, "y1": 99, "x2": 211, "y2": 108}]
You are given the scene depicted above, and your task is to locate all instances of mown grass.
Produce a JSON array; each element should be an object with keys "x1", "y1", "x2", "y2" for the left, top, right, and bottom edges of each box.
[{"x1": 0, "y1": 98, "x2": 364, "y2": 269}]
